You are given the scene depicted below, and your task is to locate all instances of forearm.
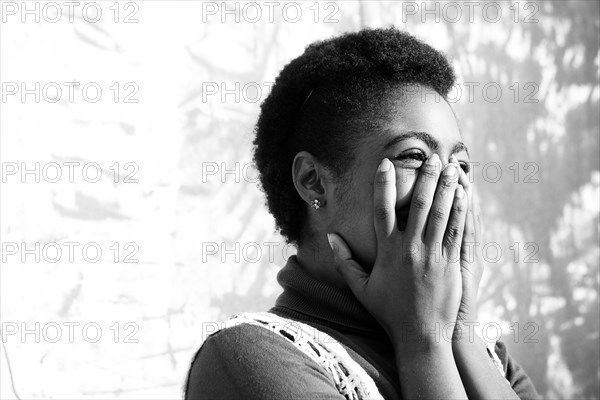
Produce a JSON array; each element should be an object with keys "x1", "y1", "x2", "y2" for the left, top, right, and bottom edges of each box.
[
  {"x1": 453, "y1": 328, "x2": 519, "y2": 400},
  {"x1": 395, "y1": 340, "x2": 468, "y2": 400}
]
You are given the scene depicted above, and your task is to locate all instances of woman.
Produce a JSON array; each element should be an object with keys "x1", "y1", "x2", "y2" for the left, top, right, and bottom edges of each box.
[{"x1": 185, "y1": 27, "x2": 539, "y2": 399}]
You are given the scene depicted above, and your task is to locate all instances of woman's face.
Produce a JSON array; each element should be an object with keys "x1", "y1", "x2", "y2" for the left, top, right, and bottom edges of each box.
[{"x1": 328, "y1": 86, "x2": 470, "y2": 268}]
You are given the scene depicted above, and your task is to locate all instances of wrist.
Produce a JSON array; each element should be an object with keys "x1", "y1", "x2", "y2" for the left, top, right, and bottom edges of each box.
[
  {"x1": 452, "y1": 318, "x2": 479, "y2": 344},
  {"x1": 395, "y1": 339, "x2": 455, "y2": 372},
  {"x1": 392, "y1": 322, "x2": 454, "y2": 356}
]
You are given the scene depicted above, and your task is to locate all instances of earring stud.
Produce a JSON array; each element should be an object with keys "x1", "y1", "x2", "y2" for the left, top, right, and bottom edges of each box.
[{"x1": 310, "y1": 199, "x2": 321, "y2": 210}]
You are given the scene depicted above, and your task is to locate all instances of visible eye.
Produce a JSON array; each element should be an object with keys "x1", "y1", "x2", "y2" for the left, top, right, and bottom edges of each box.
[
  {"x1": 459, "y1": 161, "x2": 471, "y2": 174},
  {"x1": 395, "y1": 150, "x2": 427, "y2": 169}
]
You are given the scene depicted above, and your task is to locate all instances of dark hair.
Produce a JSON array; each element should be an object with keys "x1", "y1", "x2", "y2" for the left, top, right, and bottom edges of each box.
[{"x1": 252, "y1": 27, "x2": 456, "y2": 245}]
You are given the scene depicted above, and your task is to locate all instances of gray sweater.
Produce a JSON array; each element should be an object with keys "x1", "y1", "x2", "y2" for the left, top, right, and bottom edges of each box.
[{"x1": 185, "y1": 255, "x2": 540, "y2": 399}]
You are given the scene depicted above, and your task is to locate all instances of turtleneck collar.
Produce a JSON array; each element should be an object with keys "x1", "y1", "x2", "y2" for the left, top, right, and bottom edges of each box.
[{"x1": 269, "y1": 255, "x2": 387, "y2": 337}]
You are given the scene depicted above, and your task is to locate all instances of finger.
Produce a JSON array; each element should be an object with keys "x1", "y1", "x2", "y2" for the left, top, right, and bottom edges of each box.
[
  {"x1": 373, "y1": 158, "x2": 397, "y2": 252},
  {"x1": 450, "y1": 154, "x2": 471, "y2": 195},
  {"x1": 327, "y1": 233, "x2": 369, "y2": 298},
  {"x1": 443, "y1": 184, "x2": 468, "y2": 262},
  {"x1": 461, "y1": 194, "x2": 476, "y2": 262},
  {"x1": 425, "y1": 162, "x2": 460, "y2": 245},
  {"x1": 327, "y1": 231, "x2": 353, "y2": 260},
  {"x1": 472, "y1": 188, "x2": 484, "y2": 239},
  {"x1": 405, "y1": 153, "x2": 442, "y2": 239}
]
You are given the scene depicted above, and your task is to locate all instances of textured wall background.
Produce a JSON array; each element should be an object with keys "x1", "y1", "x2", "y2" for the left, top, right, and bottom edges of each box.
[{"x1": 1, "y1": 1, "x2": 598, "y2": 399}]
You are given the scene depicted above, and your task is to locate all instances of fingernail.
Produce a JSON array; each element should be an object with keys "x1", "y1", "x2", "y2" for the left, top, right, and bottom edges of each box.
[
  {"x1": 427, "y1": 153, "x2": 439, "y2": 165},
  {"x1": 326, "y1": 233, "x2": 336, "y2": 252},
  {"x1": 450, "y1": 154, "x2": 458, "y2": 164},
  {"x1": 456, "y1": 184, "x2": 465, "y2": 199},
  {"x1": 378, "y1": 158, "x2": 392, "y2": 172},
  {"x1": 444, "y1": 164, "x2": 458, "y2": 177}
]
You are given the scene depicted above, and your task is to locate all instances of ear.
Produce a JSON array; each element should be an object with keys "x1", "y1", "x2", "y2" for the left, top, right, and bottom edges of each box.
[{"x1": 291, "y1": 151, "x2": 333, "y2": 207}]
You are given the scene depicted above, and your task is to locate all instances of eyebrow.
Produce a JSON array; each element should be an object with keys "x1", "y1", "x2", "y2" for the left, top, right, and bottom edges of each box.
[{"x1": 383, "y1": 130, "x2": 469, "y2": 157}]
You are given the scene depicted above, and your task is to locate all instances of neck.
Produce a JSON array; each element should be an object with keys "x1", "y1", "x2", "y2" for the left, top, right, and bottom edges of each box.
[{"x1": 295, "y1": 235, "x2": 349, "y2": 289}]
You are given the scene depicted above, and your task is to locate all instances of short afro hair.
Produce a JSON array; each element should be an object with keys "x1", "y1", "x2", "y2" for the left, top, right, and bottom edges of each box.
[{"x1": 252, "y1": 27, "x2": 456, "y2": 245}]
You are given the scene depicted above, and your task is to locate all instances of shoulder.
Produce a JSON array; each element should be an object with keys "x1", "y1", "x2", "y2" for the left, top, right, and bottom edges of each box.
[
  {"x1": 494, "y1": 341, "x2": 541, "y2": 400},
  {"x1": 184, "y1": 322, "x2": 341, "y2": 400}
]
